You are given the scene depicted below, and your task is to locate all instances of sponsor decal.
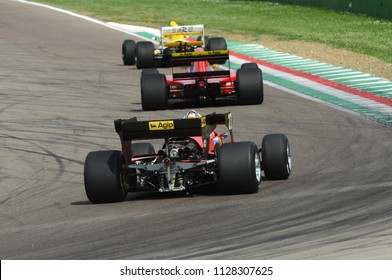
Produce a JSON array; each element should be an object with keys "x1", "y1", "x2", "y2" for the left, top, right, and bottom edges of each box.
[
  {"x1": 227, "y1": 113, "x2": 233, "y2": 130},
  {"x1": 149, "y1": 120, "x2": 174, "y2": 130},
  {"x1": 172, "y1": 50, "x2": 228, "y2": 57},
  {"x1": 201, "y1": 116, "x2": 206, "y2": 127}
]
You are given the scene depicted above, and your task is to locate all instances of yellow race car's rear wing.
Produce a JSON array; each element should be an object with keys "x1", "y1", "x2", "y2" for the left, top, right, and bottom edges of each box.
[
  {"x1": 163, "y1": 41, "x2": 204, "y2": 48},
  {"x1": 161, "y1": 24, "x2": 205, "y2": 48}
]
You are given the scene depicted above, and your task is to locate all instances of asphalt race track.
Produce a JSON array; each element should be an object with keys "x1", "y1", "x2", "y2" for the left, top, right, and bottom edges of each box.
[{"x1": 1, "y1": 0, "x2": 392, "y2": 259}]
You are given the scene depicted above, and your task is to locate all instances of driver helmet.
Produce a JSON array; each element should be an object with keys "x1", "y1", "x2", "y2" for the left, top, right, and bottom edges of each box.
[
  {"x1": 170, "y1": 21, "x2": 178, "y2": 26},
  {"x1": 183, "y1": 110, "x2": 201, "y2": 119}
]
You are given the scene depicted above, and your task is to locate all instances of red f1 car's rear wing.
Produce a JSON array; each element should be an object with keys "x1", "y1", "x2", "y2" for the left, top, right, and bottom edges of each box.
[
  {"x1": 171, "y1": 50, "x2": 230, "y2": 79},
  {"x1": 114, "y1": 112, "x2": 233, "y2": 162},
  {"x1": 115, "y1": 118, "x2": 202, "y2": 140},
  {"x1": 171, "y1": 50, "x2": 229, "y2": 66}
]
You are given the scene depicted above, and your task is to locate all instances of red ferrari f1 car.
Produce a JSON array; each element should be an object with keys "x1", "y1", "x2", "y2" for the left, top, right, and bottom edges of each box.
[
  {"x1": 84, "y1": 112, "x2": 292, "y2": 203},
  {"x1": 140, "y1": 49, "x2": 264, "y2": 110}
]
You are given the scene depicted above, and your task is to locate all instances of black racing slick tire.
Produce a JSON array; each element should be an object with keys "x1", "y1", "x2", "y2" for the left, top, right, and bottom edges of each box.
[
  {"x1": 84, "y1": 150, "x2": 127, "y2": 203},
  {"x1": 218, "y1": 142, "x2": 261, "y2": 195},
  {"x1": 136, "y1": 41, "x2": 155, "y2": 69},
  {"x1": 207, "y1": 37, "x2": 227, "y2": 51},
  {"x1": 141, "y1": 68, "x2": 159, "y2": 76},
  {"x1": 262, "y1": 134, "x2": 292, "y2": 180},
  {"x1": 197, "y1": 35, "x2": 209, "y2": 47},
  {"x1": 236, "y1": 67, "x2": 264, "y2": 105},
  {"x1": 141, "y1": 73, "x2": 168, "y2": 111},
  {"x1": 241, "y1": 62, "x2": 259, "y2": 69},
  {"x1": 207, "y1": 37, "x2": 227, "y2": 64},
  {"x1": 122, "y1": 39, "x2": 136, "y2": 65}
]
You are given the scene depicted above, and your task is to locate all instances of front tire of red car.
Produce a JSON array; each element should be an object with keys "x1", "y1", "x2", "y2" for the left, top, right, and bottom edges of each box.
[
  {"x1": 262, "y1": 134, "x2": 292, "y2": 180},
  {"x1": 218, "y1": 142, "x2": 261, "y2": 195},
  {"x1": 207, "y1": 37, "x2": 227, "y2": 64},
  {"x1": 236, "y1": 67, "x2": 264, "y2": 105}
]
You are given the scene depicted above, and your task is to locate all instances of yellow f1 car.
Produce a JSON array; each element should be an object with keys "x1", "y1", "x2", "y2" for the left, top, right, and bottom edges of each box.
[{"x1": 122, "y1": 22, "x2": 226, "y2": 68}]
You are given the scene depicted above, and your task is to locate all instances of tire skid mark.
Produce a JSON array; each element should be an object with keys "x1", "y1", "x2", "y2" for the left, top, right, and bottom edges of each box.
[
  {"x1": 2, "y1": 145, "x2": 84, "y2": 166},
  {"x1": 1, "y1": 126, "x2": 119, "y2": 151},
  {"x1": 1, "y1": 133, "x2": 65, "y2": 199}
]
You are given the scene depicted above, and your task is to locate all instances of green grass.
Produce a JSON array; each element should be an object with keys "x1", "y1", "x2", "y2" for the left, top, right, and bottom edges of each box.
[{"x1": 34, "y1": 0, "x2": 392, "y2": 63}]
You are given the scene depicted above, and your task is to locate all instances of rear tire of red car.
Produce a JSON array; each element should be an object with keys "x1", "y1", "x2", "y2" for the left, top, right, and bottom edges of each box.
[
  {"x1": 218, "y1": 142, "x2": 261, "y2": 194},
  {"x1": 262, "y1": 134, "x2": 292, "y2": 180},
  {"x1": 236, "y1": 67, "x2": 264, "y2": 105},
  {"x1": 141, "y1": 73, "x2": 168, "y2": 111},
  {"x1": 122, "y1": 39, "x2": 136, "y2": 65},
  {"x1": 84, "y1": 150, "x2": 127, "y2": 203},
  {"x1": 136, "y1": 41, "x2": 155, "y2": 69}
]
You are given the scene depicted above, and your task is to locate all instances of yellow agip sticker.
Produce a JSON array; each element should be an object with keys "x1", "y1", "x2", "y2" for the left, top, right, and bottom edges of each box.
[
  {"x1": 149, "y1": 120, "x2": 174, "y2": 130},
  {"x1": 201, "y1": 116, "x2": 206, "y2": 127}
]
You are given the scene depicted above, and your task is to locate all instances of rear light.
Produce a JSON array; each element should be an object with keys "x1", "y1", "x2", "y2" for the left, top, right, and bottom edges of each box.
[
  {"x1": 163, "y1": 158, "x2": 171, "y2": 165},
  {"x1": 197, "y1": 80, "x2": 207, "y2": 89}
]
